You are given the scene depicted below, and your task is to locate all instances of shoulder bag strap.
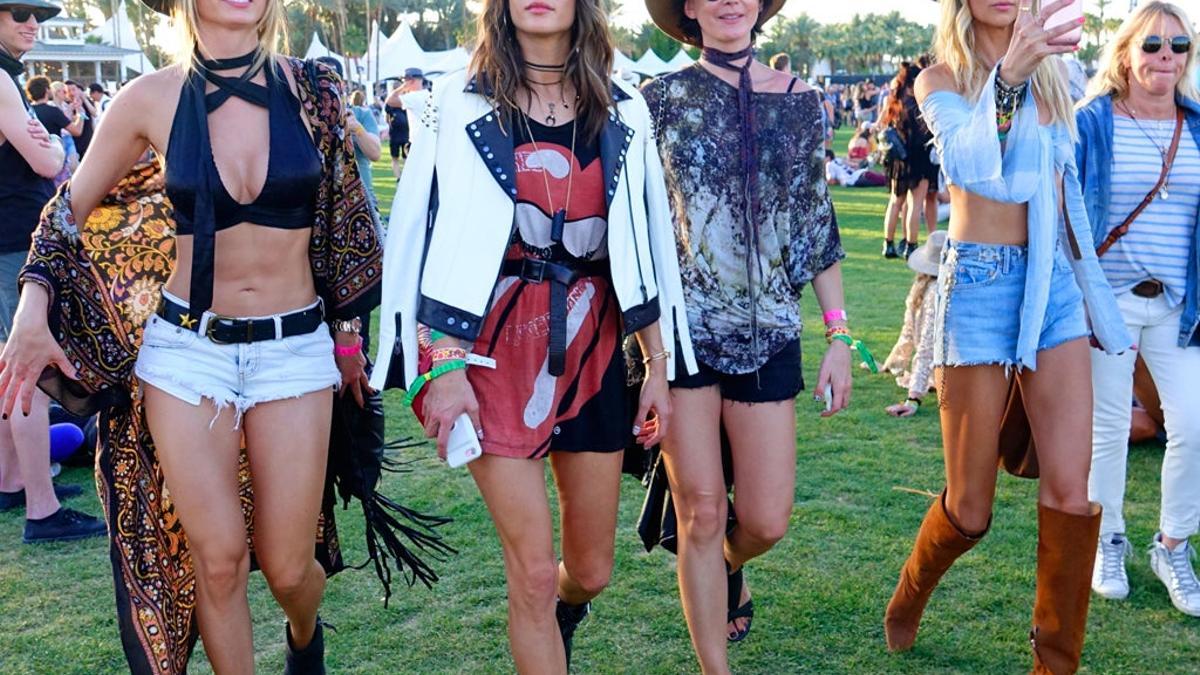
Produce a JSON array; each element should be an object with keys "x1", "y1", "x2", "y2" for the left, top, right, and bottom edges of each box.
[{"x1": 1096, "y1": 107, "x2": 1185, "y2": 257}]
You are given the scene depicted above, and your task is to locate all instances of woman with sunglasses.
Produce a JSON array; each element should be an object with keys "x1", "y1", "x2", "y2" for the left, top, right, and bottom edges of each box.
[
  {"x1": 0, "y1": 0, "x2": 385, "y2": 670},
  {"x1": 373, "y1": 0, "x2": 693, "y2": 670},
  {"x1": 882, "y1": 1, "x2": 1131, "y2": 672},
  {"x1": 1076, "y1": 1, "x2": 1200, "y2": 619}
]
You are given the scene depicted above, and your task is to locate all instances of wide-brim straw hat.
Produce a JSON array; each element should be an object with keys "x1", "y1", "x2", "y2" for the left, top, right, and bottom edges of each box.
[
  {"x1": 0, "y1": 0, "x2": 62, "y2": 20},
  {"x1": 139, "y1": 0, "x2": 171, "y2": 15},
  {"x1": 646, "y1": 0, "x2": 786, "y2": 47},
  {"x1": 907, "y1": 229, "x2": 948, "y2": 277}
]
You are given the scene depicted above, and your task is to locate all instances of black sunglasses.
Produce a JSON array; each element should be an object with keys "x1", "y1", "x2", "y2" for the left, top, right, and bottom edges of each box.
[
  {"x1": 2, "y1": 6, "x2": 56, "y2": 23},
  {"x1": 1141, "y1": 35, "x2": 1192, "y2": 55}
]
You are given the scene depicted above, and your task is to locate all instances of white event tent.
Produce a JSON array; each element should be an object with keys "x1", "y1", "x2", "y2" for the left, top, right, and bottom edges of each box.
[
  {"x1": 83, "y1": 1, "x2": 156, "y2": 75},
  {"x1": 632, "y1": 49, "x2": 671, "y2": 77}
]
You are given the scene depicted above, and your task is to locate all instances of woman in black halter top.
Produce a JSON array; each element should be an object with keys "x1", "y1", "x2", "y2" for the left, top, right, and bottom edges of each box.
[{"x1": 0, "y1": 0, "x2": 381, "y2": 671}]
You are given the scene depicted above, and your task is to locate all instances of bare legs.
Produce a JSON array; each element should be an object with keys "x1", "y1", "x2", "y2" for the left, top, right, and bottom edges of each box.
[
  {"x1": 0, "y1": 390, "x2": 56, "y2": 519},
  {"x1": 143, "y1": 385, "x2": 333, "y2": 672},
  {"x1": 469, "y1": 450, "x2": 622, "y2": 674},
  {"x1": 903, "y1": 180, "x2": 930, "y2": 251},
  {"x1": 662, "y1": 387, "x2": 797, "y2": 675}
]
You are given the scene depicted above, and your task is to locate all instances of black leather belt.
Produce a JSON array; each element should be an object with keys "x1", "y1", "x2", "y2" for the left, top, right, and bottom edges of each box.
[
  {"x1": 156, "y1": 294, "x2": 325, "y2": 345},
  {"x1": 1131, "y1": 279, "x2": 1165, "y2": 299},
  {"x1": 500, "y1": 257, "x2": 608, "y2": 376}
]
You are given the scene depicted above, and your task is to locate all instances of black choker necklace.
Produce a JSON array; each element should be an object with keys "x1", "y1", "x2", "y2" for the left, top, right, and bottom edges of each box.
[
  {"x1": 196, "y1": 49, "x2": 260, "y2": 71},
  {"x1": 525, "y1": 61, "x2": 567, "y2": 72}
]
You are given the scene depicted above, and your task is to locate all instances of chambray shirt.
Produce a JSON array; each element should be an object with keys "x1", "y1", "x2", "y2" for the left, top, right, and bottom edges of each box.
[
  {"x1": 1076, "y1": 94, "x2": 1200, "y2": 348},
  {"x1": 920, "y1": 66, "x2": 1130, "y2": 369}
]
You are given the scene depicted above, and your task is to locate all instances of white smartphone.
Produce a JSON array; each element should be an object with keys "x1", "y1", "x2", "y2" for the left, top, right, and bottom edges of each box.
[
  {"x1": 446, "y1": 413, "x2": 483, "y2": 468},
  {"x1": 1044, "y1": 0, "x2": 1084, "y2": 46}
]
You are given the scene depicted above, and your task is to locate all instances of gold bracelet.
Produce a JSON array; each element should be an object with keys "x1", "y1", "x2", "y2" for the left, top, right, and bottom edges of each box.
[{"x1": 642, "y1": 350, "x2": 671, "y2": 364}]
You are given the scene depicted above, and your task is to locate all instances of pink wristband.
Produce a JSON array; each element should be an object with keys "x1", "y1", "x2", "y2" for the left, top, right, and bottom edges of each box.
[
  {"x1": 334, "y1": 337, "x2": 363, "y2": 357},
  {"x1": 823, "y1": 309, "x2": 848, "y2": 325}
]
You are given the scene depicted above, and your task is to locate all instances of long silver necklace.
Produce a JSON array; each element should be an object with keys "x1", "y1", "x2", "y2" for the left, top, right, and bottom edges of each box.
[{"x1": 1120, "y1": 102, "x2": 1175, "y2": 200}]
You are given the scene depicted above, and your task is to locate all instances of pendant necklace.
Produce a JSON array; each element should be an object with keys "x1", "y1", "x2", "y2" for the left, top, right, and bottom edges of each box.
[
  {"x1": 519, "y1": 106, "x2": 577, "y2": 243},
  {"x1": 1121, "y1": 102, "x2": 1174, "y2": 200}
]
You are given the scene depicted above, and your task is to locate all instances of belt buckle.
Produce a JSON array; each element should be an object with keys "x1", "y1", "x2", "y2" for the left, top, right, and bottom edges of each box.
[
  {"x1": 522, "y1": 258, "x2": 547, "y2": 284},
  {"x1": 203, "y1": 313, "x2": 242, "y2": 345}
]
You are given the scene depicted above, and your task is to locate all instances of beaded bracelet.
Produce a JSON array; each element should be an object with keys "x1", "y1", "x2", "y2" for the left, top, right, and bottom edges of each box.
[
  {"x1": 830, "y1": 333, "x2": 879, "y2": 373},
  {"x1": 404, "y1": 359, "x2": 467, "y2": 407},
  {"x1": 825, "y1": 325, "x2": 852, "y2": 343},
  {"x1": 994, "y1": 61, "x2": 1028, "y2": 141}
]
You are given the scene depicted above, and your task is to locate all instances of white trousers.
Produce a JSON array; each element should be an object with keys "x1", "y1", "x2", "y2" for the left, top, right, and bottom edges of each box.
[{"x1": 1089, "y1": 291, "x2": 1200, "y2": 540}]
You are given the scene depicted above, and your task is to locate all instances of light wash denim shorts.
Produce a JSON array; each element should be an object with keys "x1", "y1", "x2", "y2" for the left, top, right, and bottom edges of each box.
[
  {"x1": 0, "y1": 250, "x2": 28, "y2": 341},
  {"x1": 933, "y1": 239, "x2": 1088, "y2": 368},
  {"x1": 135, "y1": 291, "x2": 340, "y2": 427}
]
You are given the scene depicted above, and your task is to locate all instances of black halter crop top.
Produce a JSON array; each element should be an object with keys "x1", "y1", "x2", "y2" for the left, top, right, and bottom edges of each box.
[{"x1": 165, "y1": 50, "x2": 322, "y2": 316}]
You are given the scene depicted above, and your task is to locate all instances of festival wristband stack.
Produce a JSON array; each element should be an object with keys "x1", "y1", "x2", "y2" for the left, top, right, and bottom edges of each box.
[
  {"x1": 404, "y1": 359, "x2": 467, "y2": 407},
  {"x1": 826, "y1": 326, "x2": 879, "y2": 373},
  {"x1": 823, "y1": 309, "x2": 848, "y2": 326}
]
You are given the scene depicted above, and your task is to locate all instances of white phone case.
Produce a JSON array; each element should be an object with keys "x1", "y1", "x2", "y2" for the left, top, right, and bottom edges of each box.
[{"x1": 446, "y1": 413, "x2": 483, "y2": 468}]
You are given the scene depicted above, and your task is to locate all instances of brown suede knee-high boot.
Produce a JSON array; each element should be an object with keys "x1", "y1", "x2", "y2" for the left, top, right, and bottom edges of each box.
[
  {"x1": 885, "y1": 490, "x2": 988, "y2": 652},
  {"x1": 1031, "y1": 502, "x2": 1102, "y2": 675}
]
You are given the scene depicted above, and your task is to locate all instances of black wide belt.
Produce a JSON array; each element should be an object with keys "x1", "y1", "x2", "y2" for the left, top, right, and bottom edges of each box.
[
  {"x1": 1131, "y1": 279, "x2": 1165, "y2": 299},
  {"x1": 156, "y1": 294, "x2": 325, "y2": 345},
  {"x1": 500, "y1": 257, "x2": 609, "y2": 376}
]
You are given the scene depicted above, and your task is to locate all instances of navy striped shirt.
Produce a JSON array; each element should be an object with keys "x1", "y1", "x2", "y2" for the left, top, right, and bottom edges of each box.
[{"x1": 1102, "y1": 115, "x2": 1199, "y2": 307}]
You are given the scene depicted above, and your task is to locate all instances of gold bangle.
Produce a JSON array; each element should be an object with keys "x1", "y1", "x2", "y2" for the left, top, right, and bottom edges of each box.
[{"x1": 642, "y1": 350, "x2": 671, "y2": 364}]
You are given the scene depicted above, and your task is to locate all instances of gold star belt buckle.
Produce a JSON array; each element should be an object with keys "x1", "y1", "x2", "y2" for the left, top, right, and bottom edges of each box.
[{"x1": 178, "y1": 312, "x2": 198, "y2": 330}]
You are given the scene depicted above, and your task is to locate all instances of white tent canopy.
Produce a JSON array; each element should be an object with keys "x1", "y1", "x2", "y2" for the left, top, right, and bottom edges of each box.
[
  {"x1": 422, "y1": 47, "x2": 470, "y2": 77},
  {"x1": 632, "y1": 50, "x2": 671, "y2": 77},
  {"x1": 302, "y1": 33, "x2": 362, "y2": 83},
  {"x1": 665, "y1": 49, "x2": 693, "y2": 70},
  {"x1": 83, "y1": 1, "x2": 156, "y2": 76},
  {"x1": 376, "y1": 20, "x2": 426, "y2": 81},
  {"x1": 363, "y1": 21, "x2": 389, "y2": 83},
  {"x1": 613, "y1": 49, "x2": 638, "y2": 75}
]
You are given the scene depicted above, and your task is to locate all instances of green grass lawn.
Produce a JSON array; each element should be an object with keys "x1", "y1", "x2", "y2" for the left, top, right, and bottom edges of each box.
[{"x1": 1, "y1": 133, "x2": 1196, "y2": 673}]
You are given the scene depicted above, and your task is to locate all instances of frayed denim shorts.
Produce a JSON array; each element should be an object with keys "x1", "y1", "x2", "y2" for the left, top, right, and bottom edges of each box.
[
  {"x1": 134, "y1": 291, "x2": 340, "y2": 427},
  {"x1": 933, "y1": 239, "x2": 1088, "y2": 368}
]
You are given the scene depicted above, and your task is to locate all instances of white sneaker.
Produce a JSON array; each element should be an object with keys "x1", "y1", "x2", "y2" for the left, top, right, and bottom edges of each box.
[
  {"x1": 1091, "y1": 533, "x2": 1131, "y2": 600},
  {"x1": 1149, "y1": 533, "x2": 1200, "y2": 617}
]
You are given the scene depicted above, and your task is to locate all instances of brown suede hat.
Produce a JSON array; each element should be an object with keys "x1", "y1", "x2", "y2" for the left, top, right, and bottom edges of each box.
[{"x1": 645, "y1": 0, "x2": 786, "y2": 47}]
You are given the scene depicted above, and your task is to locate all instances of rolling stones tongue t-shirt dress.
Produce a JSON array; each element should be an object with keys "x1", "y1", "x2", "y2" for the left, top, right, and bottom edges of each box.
[{"x1": 464, "y1": 116, "x2": 626, "y2": 459}]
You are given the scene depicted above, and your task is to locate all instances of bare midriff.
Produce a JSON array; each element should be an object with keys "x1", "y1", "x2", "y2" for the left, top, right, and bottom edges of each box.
[{"x1": 164, "y1": 223, "x2": 316, "y2": 317}]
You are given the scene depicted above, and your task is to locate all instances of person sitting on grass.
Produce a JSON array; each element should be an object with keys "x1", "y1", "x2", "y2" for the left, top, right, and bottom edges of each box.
[{"x1": 825, "y1": 149, "x2": 886, "y2": 187}]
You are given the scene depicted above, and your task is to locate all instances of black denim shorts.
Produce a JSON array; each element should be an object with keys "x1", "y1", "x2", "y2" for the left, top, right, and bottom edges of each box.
[{"x1": 671, "y1": 339, "x2": 804, "y2": 403}]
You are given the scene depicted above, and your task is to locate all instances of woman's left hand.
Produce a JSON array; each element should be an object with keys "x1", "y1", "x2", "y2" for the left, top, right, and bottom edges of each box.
[
  {"x1": 815, "y1": 340, "x2": 852, "y2": 417},
  {"x1": 334, "y1": 331, "x2": 372, "y2": 407},
  {"x1": 634, "y1": 364, "x2": 672, "y2": 447}
]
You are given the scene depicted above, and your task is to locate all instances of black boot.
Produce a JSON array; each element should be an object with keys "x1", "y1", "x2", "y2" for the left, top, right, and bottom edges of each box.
[
  {"x1": 903, "y1": 240, "x2": 918, "y2": 260},
  {"x1": 556, "y1": 599, "x2": 590, "y2": 670},
  {"x1": 883, "y1": 239, "x2": 898, "y2": 259},
  {"x1": 284, "y1": 619, "x2": 326, "y2": 675}
]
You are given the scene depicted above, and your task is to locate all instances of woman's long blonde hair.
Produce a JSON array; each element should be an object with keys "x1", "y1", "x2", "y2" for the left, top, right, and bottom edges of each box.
[
  {"x1": 1083, "y1": 1, "x2": 1199, "y2": 105},
  {"x1": 935, "y1": 0, "x2": 1075, "y2": 133},
  {"x1": 172, "y1": 0, "x2": 288, "y2": 72}
]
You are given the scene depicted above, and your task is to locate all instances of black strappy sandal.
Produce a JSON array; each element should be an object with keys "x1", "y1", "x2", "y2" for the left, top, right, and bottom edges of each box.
[{"x1": 727, "y1": 564, "x2": 754, "y2": 643}]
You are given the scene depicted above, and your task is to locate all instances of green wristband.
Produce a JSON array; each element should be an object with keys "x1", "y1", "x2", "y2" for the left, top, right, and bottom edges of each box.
[
  {"x1": 832, "y1": 333, "x2": 879, "y2": 374},
  {"x1": 404, "y1": 359, "x2": 467, "y2": 407}
]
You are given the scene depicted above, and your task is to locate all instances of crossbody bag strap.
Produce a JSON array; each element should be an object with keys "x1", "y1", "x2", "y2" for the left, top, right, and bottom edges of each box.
[{"x1": 1096, "y1": 107, "x2": 1185, "y2": 257}]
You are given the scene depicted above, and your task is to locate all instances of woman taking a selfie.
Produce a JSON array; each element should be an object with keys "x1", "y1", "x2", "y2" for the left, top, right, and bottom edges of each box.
[
  {"x1": 882, "y1": 1, "x2": 1130, "y2": 673},
  {"x1": 1, "y1": 0, "x2": 383, "y2": 670},
  {"x1": 373, "y1": 0, "x2": 693, "y2": 671}
]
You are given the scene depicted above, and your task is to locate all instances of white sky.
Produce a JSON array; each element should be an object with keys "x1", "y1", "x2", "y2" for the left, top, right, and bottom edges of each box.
[{"x1": 612, "y1": 0, "x2": 1200, "y2": 30}]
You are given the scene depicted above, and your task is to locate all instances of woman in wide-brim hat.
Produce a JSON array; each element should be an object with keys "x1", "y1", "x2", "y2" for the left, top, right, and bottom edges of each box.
[
  {"x1": 640, "y1": 0, "x2": 854, "y2": 671},
  {"x1": 0, "y1": 0, "x2": 420, "y2": 671}
]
